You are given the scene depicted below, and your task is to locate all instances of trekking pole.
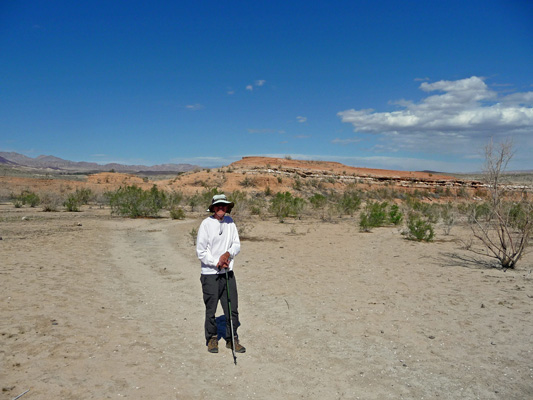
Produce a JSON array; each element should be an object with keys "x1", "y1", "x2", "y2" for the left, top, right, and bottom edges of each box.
[{"x1": 225, "y1": 268, "x2": 237, "y2": 365}]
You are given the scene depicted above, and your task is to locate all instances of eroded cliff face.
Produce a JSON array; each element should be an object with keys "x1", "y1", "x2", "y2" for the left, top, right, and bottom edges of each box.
[{"x1": 4, "y1": 156, "x2": 528, "y2": 201}]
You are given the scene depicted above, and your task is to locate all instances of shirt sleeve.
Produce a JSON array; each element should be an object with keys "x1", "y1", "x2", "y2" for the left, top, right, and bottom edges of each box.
[
  {"x1": 227, "y1": 221, "x2": 241, "y2": 259},
  {"x1": 196, "y1": 220, "x2": 217, "y2": 267}
]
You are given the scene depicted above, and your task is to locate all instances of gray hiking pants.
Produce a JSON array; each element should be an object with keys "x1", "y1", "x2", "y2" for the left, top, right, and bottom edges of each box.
[{"x1": 200, "y1": 271, "x2": 240, "y2": 342}]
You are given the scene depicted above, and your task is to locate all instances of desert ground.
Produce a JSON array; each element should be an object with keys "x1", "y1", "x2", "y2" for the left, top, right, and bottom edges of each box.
[{"x1": 1, "y1": 199, "x2": 532, "y2": 399}]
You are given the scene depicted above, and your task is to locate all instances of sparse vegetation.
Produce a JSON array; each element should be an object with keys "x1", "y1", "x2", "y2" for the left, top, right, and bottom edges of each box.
[
  {"x1": 11, "y1": 190, "x2": 40, "y2": 208},
  {"x1": 309, "y1": 193, "x2": 327, "y2": 210},
  {"x1": 41, "y1": 193, "x2": 61, "y2": 212},
  {"x1": 3, "y1": 155, "x2": 532, "y2": 265},
  {"x1": 440, "y1": 202, "x2": 455, "y2": 235},
  {"x1": 189, "y1": 227, "x2": 198, "y2": 245},
  {"x1": 336, "y1": 190, "x2": 362, "y2": 216},
  {"x1": 240, "y1": 177, "x2": 256, "y2": 188},
  {"x1": 64, "y1": 188, "x2": 95, "y2": 212},
  {"x1": 167, "y1": 190, "x2": 184, "y2": 209},
  {"x1": 292, "y1": 177, "x2": 303, "y2": 191},
  {"x1": 106, "y1": 185, "x2": 167, "y2": 218},
  {"x1": 359, "y1": 201, "x2": 404, "y2": 232}
]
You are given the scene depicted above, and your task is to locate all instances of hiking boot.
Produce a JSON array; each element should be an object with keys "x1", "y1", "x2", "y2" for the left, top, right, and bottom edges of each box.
[
  {"x1": 207, "y1": 336, "x2": 218, "y2": 353},
  {"x1": 226, "y1": 338, "x2": 246, "y2": 353}
]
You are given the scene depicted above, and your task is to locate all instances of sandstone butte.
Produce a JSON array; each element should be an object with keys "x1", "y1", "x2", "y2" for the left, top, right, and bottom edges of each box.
[{"x1": 1, "y1": 156, "x2": 487, "y2": 200}]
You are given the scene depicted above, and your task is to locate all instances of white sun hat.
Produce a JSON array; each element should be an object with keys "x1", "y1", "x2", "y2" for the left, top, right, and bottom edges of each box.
[{"x1": 207, "y1": 194, "x2": 235, "y2": 213}]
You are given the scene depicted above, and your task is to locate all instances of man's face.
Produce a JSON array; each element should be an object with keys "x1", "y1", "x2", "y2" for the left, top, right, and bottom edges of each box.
[{"x1": 213, "y1": 204, "x2": 227, "y2": 219}]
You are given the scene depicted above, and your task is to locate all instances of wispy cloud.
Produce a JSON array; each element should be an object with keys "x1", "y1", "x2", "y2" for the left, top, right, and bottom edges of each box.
[
  {"x1": 248, "y1": 128, "x2": 285, "y2": 134},
  {"x1": 296, "y1": 116, "x2": 307, "y2": 123},
  {"x1": 246, "y1": 79, "x2": 266, "y2": 91},
  {"x1": 331, "y1": 137, "x2": 362, "y2": 145},
  {"x1": 337, "y1": 76, "x2": 533, "y2": 155},
  {"x1": 185, "y1": 103, "x2": 204, "y2": 111}
]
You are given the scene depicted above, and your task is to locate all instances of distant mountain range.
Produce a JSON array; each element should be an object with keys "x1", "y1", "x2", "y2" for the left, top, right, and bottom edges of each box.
[{"x1": 0, "y1": 151, "x2": 199, "y2": 173}]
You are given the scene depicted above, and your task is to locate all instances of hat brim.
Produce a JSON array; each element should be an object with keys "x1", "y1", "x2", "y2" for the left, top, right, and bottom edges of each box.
[{"x1": 208, "y1": 201, "x2": 234, "y2": 213}]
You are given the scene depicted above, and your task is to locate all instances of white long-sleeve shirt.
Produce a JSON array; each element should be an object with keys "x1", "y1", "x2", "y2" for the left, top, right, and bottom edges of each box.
[{"x1": 196, "y1": 215, "x2": 241, "y2": 275}]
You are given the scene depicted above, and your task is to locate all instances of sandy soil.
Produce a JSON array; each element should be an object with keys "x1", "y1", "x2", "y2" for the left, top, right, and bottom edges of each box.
[{"x1": 1, "y1": 205, "x2": 532, "y2": 399}]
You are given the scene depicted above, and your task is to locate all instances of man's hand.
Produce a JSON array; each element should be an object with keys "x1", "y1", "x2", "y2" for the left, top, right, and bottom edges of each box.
[{"x1": 217, "y1": 252, "x2": 231, "y2": 269}]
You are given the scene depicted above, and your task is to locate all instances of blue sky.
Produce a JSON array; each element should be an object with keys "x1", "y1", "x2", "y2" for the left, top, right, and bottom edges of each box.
[{"x1": 1, "y1": 0, "x2": 532, "y2": 172}]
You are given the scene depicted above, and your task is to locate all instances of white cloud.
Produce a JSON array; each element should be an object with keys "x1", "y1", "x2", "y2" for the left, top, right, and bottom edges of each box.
[
  {"x1": 296, "y1": 116, "x2": 307, "y2": 123},
  {"x1": 246, "y1": 85, "x2": 253, "y2": 91},
  {"x1": 337, "y1": 76, "x2": 533, "y2": 155},
  {"x1": 255, "y1": 80, "x2": 266, "y2": 87}
]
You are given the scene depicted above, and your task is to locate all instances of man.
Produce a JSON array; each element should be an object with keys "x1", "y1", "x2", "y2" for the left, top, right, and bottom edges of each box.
[{"x1": 196, "y1": 194, "x2": 246, "y2": 354}]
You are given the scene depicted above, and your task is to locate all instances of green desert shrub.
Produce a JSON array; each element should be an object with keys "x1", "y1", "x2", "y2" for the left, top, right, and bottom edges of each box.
[
  {"x1": 336, "y1": 190, "x2": 362, "y2": 216},
  {"x1": 270, "y1": 192, "x2": 305, "y2": 222},
  {"x1": 64, "y1": 193, "x2": 81, "y2": 212},
  {"x1": 167, "y1": 190, "x2": 184, "y2": 209},
  {"x1": 189, "y1": 227, "x2": 198, "y2": 245},
  {"x1": 504, "y1": 201, "x2": 533, "y2": 231},
  {"x1": 359, "y1": 201, "x2": 403, "y2": 231},
  {"x1": 12, "y1": 190, "x2": 40, "y2": 208},
  {"x1": 359, "y1": 201, "x2": 388, "y2": 231},
  {"x1": 106, "y1": 185, "x2": 167, "y2": 218},
  {"x1": 187, "y1": 193, "x2": 202, "y2": 211},
  {"x1": 74, "y1": 188, "x2": 94, "y2": 205},
  {"x1": 170, "y1": 207, "x2": 186, "y2": 220},
  {"x1": 309, "y1": 193, "x2": 327, "y2": 209},
  {"x1": 403, "y1": 212, "x2": 435, "y2": 242},
  {"x1": 405, "y1": 197, "x2": 440, "y2": 223},
  {"x1": 249, "y1": 196, "x2": 267, "y2": 216},
  {"x1": 388, "y1": 204, "x2": 404, "y2": 225},
  {"x1": 63, "y1": 188, "x2": 95, "y2": 212}
]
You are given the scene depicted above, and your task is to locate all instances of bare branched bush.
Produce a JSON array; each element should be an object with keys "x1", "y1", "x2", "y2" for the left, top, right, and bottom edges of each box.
[
  {"x1": 41, "y1": 192, "x2": 62, "y2": 212},
  {"x1": 240, "y1": 177, "x2": 257, "y2": 188},
  {"x1": 440, "y1": 202, "x2": 456, "y2": 236},
  {"x1": 469, "y1": 139, "x2": 532, "y2": 269}
]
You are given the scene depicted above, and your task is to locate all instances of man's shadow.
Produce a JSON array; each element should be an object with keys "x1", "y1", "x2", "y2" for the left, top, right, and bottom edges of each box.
[{"x1": 215, "y1": 315, "x2": 227, "y2": 340}]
